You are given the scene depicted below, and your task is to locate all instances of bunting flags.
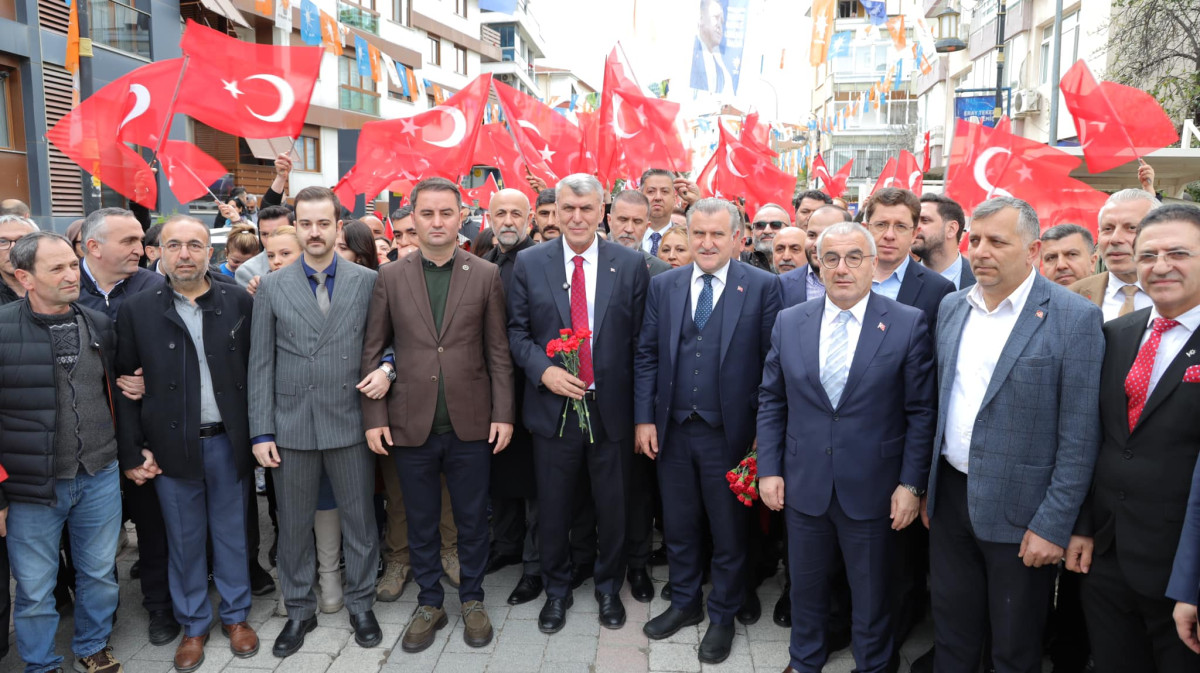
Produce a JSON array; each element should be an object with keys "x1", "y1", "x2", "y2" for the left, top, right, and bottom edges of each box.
[
  {"x1": 355, "y1": 35, "x2": 372, "y2": 78},
  {"x1": 861, "y1": 0, "x2": 887, "y2": 25},
  {"x1": 65, "y1": 0, "x2": 80, "y2": 75},
  {"x1": 320, "y1": 9, "x2": 342, "y2": 56},
  {"x1": 810, "y1": 0, "x2": 835, "y2": 67},
  {"x1": 887, "y1": 16, "x2": 905, "y2": 50},
  {"x1": 368, "y1": 44, "x2": 382, "y2": 82},
  {"x1": 300, "y1": 0, "x2": 320, "y2": 45},
  {"x1": 274, "y1": 0, "x2": 292, "y2": 33},
  {"x1": 255, "y1": 0, "x2": 273, "y2": 15}
]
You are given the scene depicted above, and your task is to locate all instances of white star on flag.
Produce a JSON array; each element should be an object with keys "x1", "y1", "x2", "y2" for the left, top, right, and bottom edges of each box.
[{"x1": 222, "y1": 79, "x2": 243, "y2": 98}]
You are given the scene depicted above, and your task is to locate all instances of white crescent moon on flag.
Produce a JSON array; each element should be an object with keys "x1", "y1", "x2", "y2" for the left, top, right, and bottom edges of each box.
[
  {"x1": 425, "y1": 106, "x2": 467, "y2": 148},
  {"x1": 119, "y1": 84, "x2": 151, "y2": 133},
  {"x1": 244, "y1": 74, "x2": 296, "y2": 123},
  {"x1": 703, "y1": 164, "x2": 717, "y2": 194},
  {"x1": 974, "y1": 147, "x2": 1013, "y2": 197},
  {"x1": 517, "y1": 120, "x2": 545, "y2": 141},
  {"x1": 611, "y1": 95, "x2": 639, "y2": 139},
  {"x1": 725, "y1": 149, "x2": 748, "y2": 178},
  {"x1": 909, "y1": 171, "x2": 922, "y2": 189}
]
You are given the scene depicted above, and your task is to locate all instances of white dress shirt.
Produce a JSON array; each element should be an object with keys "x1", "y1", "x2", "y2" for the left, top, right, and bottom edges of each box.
[
  {"x1": 642, "y1": 224, "x2": 671, "y2": 255},
  {"x1": 818, "y1": 293, "x2": 870, "y2": 374},
  {"x1": 563, "y1": 235, "x2": 599, "y2": 389},
  {"x1": 700, "y1": 47, "x2": 733, "y2": 94},
  {"x1": 942, "y1": 267, "x2": 1038, "y2": 473},
  {"x1": 1101, "y1": 272, "x2": 1152, "y2": 322},
  {"x1": 690, "y1": 260, "x2": 730, "y2": 320},
  {"x1": 1138, "y1": 303, "x2": 1200, "y2": 397}
]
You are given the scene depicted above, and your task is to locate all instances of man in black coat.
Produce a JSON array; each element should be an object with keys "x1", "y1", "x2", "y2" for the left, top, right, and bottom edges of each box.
[{"x1": 115, "y1": 216, "x2": 261, "y2": 672}]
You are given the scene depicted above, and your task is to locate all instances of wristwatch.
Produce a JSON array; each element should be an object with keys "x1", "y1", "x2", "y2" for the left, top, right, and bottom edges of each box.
[
  {"x1": 378, "y1": 363, "x2": 397, "y2": 382},
  {"x1": 900, "y1": 483, "x2": 926, "y2": 497}
]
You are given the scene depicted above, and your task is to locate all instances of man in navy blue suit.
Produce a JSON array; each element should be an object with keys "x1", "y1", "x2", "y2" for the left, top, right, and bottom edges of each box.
[
  {"x1": 507, "y1": 174, "x2": 650, "y2": 635},
  {"x1": 867, "y1": 188, "x2": 955, "y2": 333},
  {"x1": 633, "y1": 199, "x2": 781, "y2": 664},
  {"x1": 758, "y1": 221, "x2": 936, "y2": 673},
  {"x1": 780, "y1": 205, "x2": 853, "y2": 309}
]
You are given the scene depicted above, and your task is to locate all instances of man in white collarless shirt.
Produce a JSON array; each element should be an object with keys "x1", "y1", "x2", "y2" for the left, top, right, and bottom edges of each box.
[{"x1": 1069, "y1": 189, "x2": 1162, "y2": 321}]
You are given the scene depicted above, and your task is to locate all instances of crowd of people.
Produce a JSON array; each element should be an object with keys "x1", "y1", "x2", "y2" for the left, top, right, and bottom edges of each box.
[{"x1": 0, "y1": 157, "x2": 1198, "y2": 673}]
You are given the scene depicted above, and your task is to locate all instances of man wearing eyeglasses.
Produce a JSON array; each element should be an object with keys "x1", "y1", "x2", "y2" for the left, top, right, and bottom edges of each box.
[
  {"x1": 0, "y1": 214, "x2": 38, "y2": 305},
  {"x1": 743, "y1": 204, "x2": 792, "y2": 273},
  {"x1": 757, "y1": 220, "x2": 935, "y2": 673},
  {"x1": 865, "y1": 188, "x2": 955, "y2": 334},
  {"x1": 114, "y1": 215, "x2": 260, "y2": 671}
]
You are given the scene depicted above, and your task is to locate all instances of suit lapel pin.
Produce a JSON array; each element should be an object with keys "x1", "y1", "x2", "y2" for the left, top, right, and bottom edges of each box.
[
  {"x1": 610, "y1": 267, "x2": 616, "y2": 273},
  {"x1": 462, "y1": 265, "x2": 470, "y2": 271},
  {"x1": 877, "y1": 322, "x2": 886, "y2": 332},
  {"x1": 737, "y1": 286, "x2": 744, "y2": 293},
  {"x1": 562, "y1": 282, "x2": 570, "y2": 290},
  {"x1": 1035, "y1": 310, "x2": 1044, "y2": 319},
  {"x1": 1188, "y1": 350, "x2": 1196, "y2": 358}
]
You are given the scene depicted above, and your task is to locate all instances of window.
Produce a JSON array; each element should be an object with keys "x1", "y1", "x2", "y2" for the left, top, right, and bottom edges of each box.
[
  {"x1": 836, "y1": 0, "x2": 859, "y2": 19},
  {"x1": 454, "y1": 0, "x2": 467, "y2": 17},
  {"x1": 391, "y1": 0, "x2": 407, "y2": 25},
  {"x1": 339, "y1": 0, "x2": 378, "y2": 34},
  {"x1": 0, "y1": 76, "x2": 11, "y2": 149},
  {"x1": 428, "y1": 36, "x2": 441, "y2": 65},
  {"x1": 1057, "y1": 11, "x2": 1080, "y2": 78},
  {"x1": 295, "y1": 133, "x2": 320, "y2": 172},
  {"x1": 454, "y1": 45, "x2": 467, "y2": 75},
  {"x1": 89, "y1": 0, "x2": 151, "y2": 59},
  {"x1": 339, "y1": 56, "x2": 380, "y2": 115}
]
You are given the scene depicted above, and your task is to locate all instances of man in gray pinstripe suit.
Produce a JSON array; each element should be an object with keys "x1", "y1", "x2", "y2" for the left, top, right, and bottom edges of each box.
[
  {"x1": 925, "y1": 196, "x2": 1104, "y2": 673},
  {"x1": 249, "y1": 186, "x2": 389, "y2": 658}
]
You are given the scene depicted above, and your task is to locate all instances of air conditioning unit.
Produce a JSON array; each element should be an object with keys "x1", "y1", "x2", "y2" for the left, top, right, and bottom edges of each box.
[{"x1": 1011, "y1": 89, "x2": 1042, "y2": 117}]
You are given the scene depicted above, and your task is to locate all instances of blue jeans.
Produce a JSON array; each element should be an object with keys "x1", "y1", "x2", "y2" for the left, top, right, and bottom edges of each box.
[{"x1": 6, "y1": 459, "x2": 121, "y2": 673}]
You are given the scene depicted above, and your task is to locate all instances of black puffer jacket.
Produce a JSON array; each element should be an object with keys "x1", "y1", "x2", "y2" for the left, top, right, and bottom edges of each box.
[{"x1": 0, "y1": 299, "x2": 117, "y2": 509}]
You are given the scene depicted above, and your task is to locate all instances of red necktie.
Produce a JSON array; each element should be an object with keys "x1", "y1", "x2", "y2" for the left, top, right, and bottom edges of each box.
[
  {"x1": 1124, "y1": 317, "x2": 1180, "y2": 430},
  {"x1": 570, "y1": 255, "x2": 594, "y2": 387}
]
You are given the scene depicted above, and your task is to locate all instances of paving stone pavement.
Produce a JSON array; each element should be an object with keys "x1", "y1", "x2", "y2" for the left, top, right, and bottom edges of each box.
[{"x1": 2, "y1": 511, "x2": 947, "y2": 672}]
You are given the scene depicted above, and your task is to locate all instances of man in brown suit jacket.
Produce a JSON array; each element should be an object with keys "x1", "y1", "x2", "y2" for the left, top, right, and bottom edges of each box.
[
  {"x1": 1068, "y1": 189, "x2": 1161, "y2": 321},
  {"x1": 361, "y1": 177, "x2": 515, "y2": 655}
]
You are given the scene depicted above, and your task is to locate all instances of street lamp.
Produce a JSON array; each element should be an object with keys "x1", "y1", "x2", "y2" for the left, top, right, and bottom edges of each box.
[{"x1": 932, "y1": 3, "x2": 967, "y2": 53}]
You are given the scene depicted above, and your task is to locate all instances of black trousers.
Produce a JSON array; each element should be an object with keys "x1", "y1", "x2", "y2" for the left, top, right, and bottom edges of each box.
[
  {"x1": 626, "y1": 453, "x2": 658, "y2": 571},
  {"x1": 534, "y1": 398, "x2": 631, "y2": 599},
  {"x1": 491, "y1": 495, "x2": 540, "y2": 574},
  {"x1": 929, "y1": 460, "x2": 1056, "y2": 673},
  {"x1": 1081, "y1": 548, "x2": 1200, "y2": 673},
  {"x1": 124, "y1": 476, "x2": 172, "y2": 612}
]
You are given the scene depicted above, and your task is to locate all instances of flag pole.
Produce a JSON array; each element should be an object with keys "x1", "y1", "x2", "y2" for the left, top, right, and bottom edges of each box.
[
  {"x1": 174, "y1": 156, "x2": 222, "y2": 202},
  {"x1": 148, "y1": 54, "x2": 191, "y2": 169}
]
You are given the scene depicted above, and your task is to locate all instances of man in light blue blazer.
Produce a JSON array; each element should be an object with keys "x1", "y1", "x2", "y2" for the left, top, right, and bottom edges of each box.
[{"x1": 926, "y1": 196, "x2": 1104, "y2": 673}]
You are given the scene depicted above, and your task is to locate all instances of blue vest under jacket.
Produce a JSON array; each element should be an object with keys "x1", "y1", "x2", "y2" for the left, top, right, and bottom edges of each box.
[{"x1": 671, "y1": 293, "x2": 725, "y2": 427}]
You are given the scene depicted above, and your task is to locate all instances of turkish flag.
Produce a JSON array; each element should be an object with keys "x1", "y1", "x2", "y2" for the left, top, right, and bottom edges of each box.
[
  {"x1": 345, "y1": 74, "x2": 492, "y2": 199},
  {"x1": 826, "y1": 158, "x2": 853, "y2": 199},
  {"x1": 493, "y1": 80, "x2": 583, "y2": 183},
  {"x1": 699, "y1": 123, "x2": 795, "y2": 218},
  {"x1": 572, "y1": 110, "x2": 600, "y2": 176},
  {"x1": 462, "y1": 174, "x2": 499, "y2": 209},
  {"x1": 45, "y1": 58, "x2": 188, "y2": 208},
  {"x1": 870, "y1": 157, "x2": 898, "y2": 196},
  {"x1": 158, "y1": 139, "x2": 228, "y2": 203},
  {"x1": 1060, "y1": 59, "x2": 1178, "y2": 173},
  {"x1": 177, "y1": 19, "x2": 323, "y2": 140},
  {"x1": 740, "y1": 112, "x2": 777, "y2": 158},
  {"x1": 597, "y1": 47, "x2": 687, "y2": 187},
  {"x1": 811, "y1": 154, "x2": 833, "y2": 186},
  {"x1": 921, "y1": 130, "x2": 932, "y2": 173},
  {"x1": 471, "y1": 123, "x2": 538, "y2": 202},
  {"x1": 895, "y1": 150, "x2": 923, "y2": 194}
]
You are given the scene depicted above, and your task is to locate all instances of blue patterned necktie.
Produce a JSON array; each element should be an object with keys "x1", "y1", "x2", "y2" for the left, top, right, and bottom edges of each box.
[
  {"x1": 650, "y1": 232, "x2": 662, "y2": 257},
  {"x1": 821, "y1": 310, "x2": 852, "y2": 407},
  {"x1": 694, "y1": 274, "x2": 714, "y2": 330}
]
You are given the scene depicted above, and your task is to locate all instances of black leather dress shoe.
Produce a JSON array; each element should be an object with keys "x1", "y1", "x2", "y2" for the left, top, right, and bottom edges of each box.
[
  {"x1": 272, "y1": 616, "x2": 317, "y2": 658},
  {"x1": 507, "y1": 574, "x2": 543, "y2": 606},
  {"x1": 538, "y1": 595, "x2": 573, "y2": 634},
  {"x1": 486, "y1": 552, "x2": 522, "y2": 575},
  {"x1": 647, "y1": 545, "x2": 668, "y2": 567},
  {"x1": 148, "y1": 609, "x2": 181, "y2": 646},
  {"x1": 569, "y1": 564, "x2": 593, "y2": 590},
  {"x1": 773, "y1": 592, "x2": 791, "y2": 627},
  {"x1": 627, "y1": 567, "x2": 653, "y2": 603},
  {"x1": 350, "y1": 610, "x2": 382, "y2": 648},
  {"x1": 250, "y1": 565, "x2": 276, "y2": 596},
  {"x1": 909, "y1": 646, "x2": 934, "y2": 673},
  {"x1": 661, "y1": 582, "x2": 673, "y2": 601},
  {"x1": 737, "y1": 591, "x2": 761, "y2": 625},
  {"x1": 699, "y1": 622, "x2": 735, "y2": 664},
  {"x1": 827, "y1": 627, "x2": 851, "y2": 653},
  {"x1": 643, "y1": 606, "x2": 704, "y2": 640},
  {"x1": 595, "y1": 591, "x2": 626, "y2": 629}
]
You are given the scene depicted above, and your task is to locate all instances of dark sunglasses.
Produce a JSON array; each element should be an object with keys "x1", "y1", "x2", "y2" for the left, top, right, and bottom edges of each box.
[{"x1": 753, "y1": 220, "x2": 787, "y2": 230}]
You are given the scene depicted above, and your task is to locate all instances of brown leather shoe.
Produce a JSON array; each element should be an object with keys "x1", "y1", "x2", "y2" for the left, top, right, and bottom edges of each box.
[
  {"x1": 222, "y1": 621, "x2": 260, "y2": 658},
  {"x1": 174, "y1": 633, "x2": 208, "y2": 672}
]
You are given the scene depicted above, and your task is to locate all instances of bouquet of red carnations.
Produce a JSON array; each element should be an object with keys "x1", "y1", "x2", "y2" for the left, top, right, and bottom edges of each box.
[
  {"x1": 726, "y1": 449, "x2": 758, "y2": 506},
  {"x1": 545, "y1": 328, "x2": 594, "y2": 442}
]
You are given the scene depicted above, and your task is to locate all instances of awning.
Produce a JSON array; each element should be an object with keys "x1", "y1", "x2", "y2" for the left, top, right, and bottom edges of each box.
[
  {"x1": 197, "y1": 0, "x2": 251, "y2": 29},
  {"x1": 245, "y1": 137, "x2": 298, "y2": 161}
]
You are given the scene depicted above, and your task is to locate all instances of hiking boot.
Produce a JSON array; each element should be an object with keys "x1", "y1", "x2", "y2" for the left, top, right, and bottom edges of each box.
[
  {"x1": 461, "y1": 601, "x2": 493, "y2": 648},
  {"x1": 376, "y1": 561, "x2": 409, "y2": 602},
  {"x1": 401, "y1": 605, "x2": 448, "y2": 653},
  {"x1": 74, "y1": 646, "x2": 122, "y2": 673}
]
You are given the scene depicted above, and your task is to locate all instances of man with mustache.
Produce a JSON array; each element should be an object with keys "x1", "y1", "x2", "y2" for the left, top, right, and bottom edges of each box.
[
  {"x1": 481, "y1": 190, "x2": 544, "y2": 607},
  {"x1": 772, "y1": 226, "x2": 807, "y2": 275},
  {"x1": 114, "y1": 216, "x2": 259, "y2": 672},
  {"x1": 535, "y1": 189, "x2": 560, "y2": 240},
  {"x1": 914, "y1": 194, "x2": 974, "y2": 291},
  {"x1": 1040, "y1": 224, "x2": 1098, "y2": 287},
  {"x1": 743, "y1": 203, "x2": 792, "y2": 272},
  {"x1": 781, "y1": 206, "x2": 854, "y2": 309},
  {"x1": 1070, "y1": 190, "x2": 1161, "y2": 321},
  {"x1": 610, "y1": 190, "x2": 672, "y2": 278}
]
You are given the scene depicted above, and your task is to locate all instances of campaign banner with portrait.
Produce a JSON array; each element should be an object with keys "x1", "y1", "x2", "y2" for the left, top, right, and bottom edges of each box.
[{"x1": 689, "y1": 0, "x2": 750, "y2": 96}]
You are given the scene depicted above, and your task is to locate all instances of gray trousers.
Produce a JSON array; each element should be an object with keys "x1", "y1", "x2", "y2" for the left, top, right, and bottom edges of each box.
[{"x1": 274, "y1": 444, "x2": 378, "y2": 619}]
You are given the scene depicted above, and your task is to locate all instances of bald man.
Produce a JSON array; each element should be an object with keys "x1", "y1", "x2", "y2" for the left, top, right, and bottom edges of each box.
[
  {"x1": 361, "y1": 215, "x2": 386, "y2": 240},
  {"x1": 771, "y1": 227, "x2": 806, "y2": 275},
  {"x1": 480, "y1": 189, "x2": 544, "y2": 605},
  {"x1": 0, "y1": 199, "x2": 31, "y2": 218}
]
